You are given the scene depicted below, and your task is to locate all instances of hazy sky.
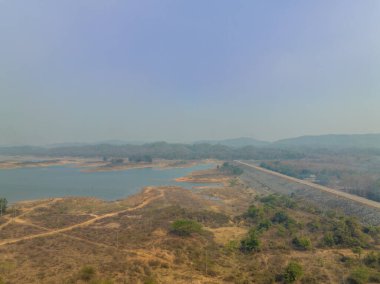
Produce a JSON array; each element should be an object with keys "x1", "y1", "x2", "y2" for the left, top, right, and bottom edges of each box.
[{"x1": 1, "y1": 1, "x2": 379, "y2": 145}]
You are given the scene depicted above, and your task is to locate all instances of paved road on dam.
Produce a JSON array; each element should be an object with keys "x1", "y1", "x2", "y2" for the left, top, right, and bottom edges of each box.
[{"x1": 235, "y1": 160, "x2": 380, "y2": 210}]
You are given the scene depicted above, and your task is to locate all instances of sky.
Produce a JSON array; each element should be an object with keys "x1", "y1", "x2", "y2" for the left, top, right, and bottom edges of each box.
[{"x1": 1, "y1": 1, "x2": 379, "y2": 145}]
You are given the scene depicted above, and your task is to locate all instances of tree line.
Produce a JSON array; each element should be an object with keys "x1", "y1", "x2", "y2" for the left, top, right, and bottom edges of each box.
[{"x1": 0, "y1": 142, "x2": 304, "y2": 160}]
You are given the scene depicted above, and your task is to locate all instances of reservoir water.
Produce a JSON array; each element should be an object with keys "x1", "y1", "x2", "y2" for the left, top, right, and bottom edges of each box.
[{"x1": 0, "y1": 163, "x2": 215, "y2": 203}]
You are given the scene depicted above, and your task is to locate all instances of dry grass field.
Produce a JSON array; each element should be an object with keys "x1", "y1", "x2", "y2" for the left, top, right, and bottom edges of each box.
[{"x1": 0, "y1": 167, "x2": 379, "y2": 283}]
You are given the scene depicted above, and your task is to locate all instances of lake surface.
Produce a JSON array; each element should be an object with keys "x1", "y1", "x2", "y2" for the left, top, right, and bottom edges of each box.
[{"x1": 0, "y1": 163, "x2": 216, "y2": 203}]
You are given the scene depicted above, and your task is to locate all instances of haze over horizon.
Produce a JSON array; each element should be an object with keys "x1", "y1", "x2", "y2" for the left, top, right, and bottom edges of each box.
[{"x1": 1, "y1": 1, "x2": 379, "y2": 146}]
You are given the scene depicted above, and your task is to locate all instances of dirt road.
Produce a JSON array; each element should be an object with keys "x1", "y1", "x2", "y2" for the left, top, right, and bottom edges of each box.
[
  {"x1": 0, "y1": 187, "x2": 164, "y2": 247},
  {"x1": 235, "y1": 160, "x2": 380, "y2": 210}
]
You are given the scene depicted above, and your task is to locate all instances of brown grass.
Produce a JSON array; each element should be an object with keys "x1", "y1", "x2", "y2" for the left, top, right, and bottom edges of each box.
[{"x1": 0, "y1": 167, "x2": 377, "y2": 283}]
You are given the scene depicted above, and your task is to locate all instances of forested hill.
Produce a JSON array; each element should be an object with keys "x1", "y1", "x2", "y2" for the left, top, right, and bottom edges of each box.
[
  {"x1": 196, "y1": 133, "x2": 380, "y2": 149},
  {"x1": 2, "y1": 133, "x2": 380, "y2": 159},
  {"x1": 275, "y1": 134, "x2": 380, "y2": 149},
  {"x1": 0, "y1": 142, "x2": 302, "y2": 160},
  {"x1": 194, "y1": 137, "x2": 270, "y2": 148}
]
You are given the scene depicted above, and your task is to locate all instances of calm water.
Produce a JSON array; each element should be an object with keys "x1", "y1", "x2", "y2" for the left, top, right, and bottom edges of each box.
[{"x1": 0, "y1": 164, "x2": 215, "y2": 203}]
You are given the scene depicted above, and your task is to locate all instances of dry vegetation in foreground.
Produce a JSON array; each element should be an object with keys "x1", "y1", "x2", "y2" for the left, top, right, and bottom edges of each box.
[{"x1": 0, "y1": 166, "x2": 379, "y2": 283}]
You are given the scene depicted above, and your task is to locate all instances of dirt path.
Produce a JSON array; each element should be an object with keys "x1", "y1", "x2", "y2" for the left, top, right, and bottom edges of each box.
[
  {"x1": 0, "y1": 187, "x2": 165, "y2": 247},
  {"x1": 236, "y1": 160, "x2": 380, "y2": 210},
  {"x1": 0, "y1": 198, "x2": 63, "y2": 230}
]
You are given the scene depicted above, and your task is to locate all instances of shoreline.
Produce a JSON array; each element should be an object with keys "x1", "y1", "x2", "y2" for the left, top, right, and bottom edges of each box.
[
  {"x1": 1, "y1": 159, "x2": 220, "y2": 205},
  {"x1": 0, "y1": 156, "x2": 217, "y2": 172}
]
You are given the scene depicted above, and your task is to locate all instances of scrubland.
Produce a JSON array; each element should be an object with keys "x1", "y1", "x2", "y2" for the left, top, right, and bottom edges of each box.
[{"x1": 0, "y1": 167, "x2": 379, "y2": 283}]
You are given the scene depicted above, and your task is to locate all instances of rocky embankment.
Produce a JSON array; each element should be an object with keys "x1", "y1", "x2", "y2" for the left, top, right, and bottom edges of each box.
[{"x1": 238, "y1": 162, "x2": 380, "y2": 225}]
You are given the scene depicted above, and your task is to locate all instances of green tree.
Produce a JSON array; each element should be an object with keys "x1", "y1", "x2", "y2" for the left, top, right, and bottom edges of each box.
[
  {"x1": 0, "y1": 198, "x2": 7, "y2": 215},
  {"x1": 283, "y1": 261, "x2": 303, "y2": 283}
]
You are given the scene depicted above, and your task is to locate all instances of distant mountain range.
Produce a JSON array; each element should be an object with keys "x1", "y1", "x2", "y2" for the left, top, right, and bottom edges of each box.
[
  {"x1": 197, "y1": 134, "x2": 380, "y2": 149},
  {"x1": 45, "y1": 140, "x2": 148, "y2": 148},
  {"x1": 195, "y1": 134, "x2": 380, "y2": 149},
  {"x1": 1, "y1": 134, "x2": 380, "y2": 157},
  {"x1": 194, "y1": 137, "x2": 270, "y2": 148},
  {"x1": 275, "y1": 133, "x2": 380, "y2": 149}
]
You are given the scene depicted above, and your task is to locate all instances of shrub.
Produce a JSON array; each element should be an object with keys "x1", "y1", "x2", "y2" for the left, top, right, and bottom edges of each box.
[
  {"x1": 246, "y1": 205, "x2": 264, "y2": 220},
  {"x1": 292, "y1": 237, "x2": 312, "y2": 250},
  {"x1": 240, "y1": 229, "x2": 260, "y2": 252},
  {"x1": 347, "y1": 267, "x2": 369, "y2": 284},
  {"x1": 363, "y1": 225, "x2": 380, "y2": 237},
  {"x1": 170, "y1": 219, "x2": 202, "y2": 236},
  {"x1": 143, "y1": 276, "x2": 157, "y2": 284},
  {"x1": 283, "y1": 261, "x2": 303, "y2": 283},
  {"x1": 225, "y1": 240, "x2": 240, "y2": 251},
  {"x1": 260, "y1": 194, "x2": 279, "y2": 206},
  {"x1": 257, "y1": 219, "x2": 272, "y2": 231},
  {"x1": 78, "y1": 265, "x2": 96, "y2": 281},
  {"x1": 307, "y1": 220, "x2": 321, "y2": 232},
  {"x1": 322, "y1": 232, "x2": 335, "y2": 247},
  {"x1": 272, "y1": 211, "x2": 290, "y2": 224},
  {"x1": 363, "y1": 251, "x2": 380, "y2": 268}
]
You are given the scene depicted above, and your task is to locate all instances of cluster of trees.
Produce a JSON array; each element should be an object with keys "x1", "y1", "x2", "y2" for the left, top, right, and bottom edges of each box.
[
  {"x1": 240, "y1": 193, "x2": 379, "y2": 254},
  {"x1": 260, "y1": 161, "x2": 313, "y2": 179},
  {"x1": 128, "y1": 155, "x2": 153, "y2": 163},
  {"x1": 344, "y1": 251, "x2": 380, "y2": 284},
  {"x1": 110, "y1": 158, "x2": 124, "y2": 164},
  {"x1": 239, "y1": 194, "x2": 300, "y2": 253},
  {"x1": 321, "y1": 217, "x2": 371, "y2": 248},
  {"x1": 260, "y1": 160, "x2": 346, "y2": 184},
  {"x1": 104, "y1": 155, "x2": 153, "y2": 164},
  {"x1": 218, "y1": 162, "x2": 243, "y2": 175},
  {"x1": 237, "y1": 193, "x2": 380, "y2": 283}
]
